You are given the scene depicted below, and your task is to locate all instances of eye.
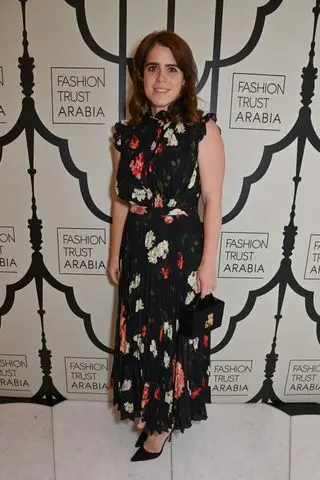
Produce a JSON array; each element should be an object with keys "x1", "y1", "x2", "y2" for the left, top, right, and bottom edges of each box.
[
  {"x1": 146, "y1": 65, "x2": 158, "y2": 72},
  {"x1": 168, "y1": 66, "x2": 179, "y2": 73}
]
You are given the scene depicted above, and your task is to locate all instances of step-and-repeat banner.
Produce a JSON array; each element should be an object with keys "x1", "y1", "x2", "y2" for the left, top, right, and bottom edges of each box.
[{"x1": 1, "y1": 0, "x2": 320, "y2": 410}]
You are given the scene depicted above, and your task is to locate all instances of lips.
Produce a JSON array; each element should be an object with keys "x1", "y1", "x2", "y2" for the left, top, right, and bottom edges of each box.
[{"x1": 154, "y1": 88, "x2": 169, "y2": 93}]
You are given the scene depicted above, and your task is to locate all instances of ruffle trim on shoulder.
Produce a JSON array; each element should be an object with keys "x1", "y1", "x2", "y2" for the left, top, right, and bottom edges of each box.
[
  {"x1": 193, "y1": 112, "x2": 218, "y2": 144},
  {"x1": 113, "y1": 121, "x2": 129, "y2": 152}
]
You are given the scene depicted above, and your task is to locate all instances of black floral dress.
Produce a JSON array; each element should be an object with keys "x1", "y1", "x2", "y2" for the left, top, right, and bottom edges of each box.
[{"x1": 111, "y1": 110, "x2": 216, "y2": 434}]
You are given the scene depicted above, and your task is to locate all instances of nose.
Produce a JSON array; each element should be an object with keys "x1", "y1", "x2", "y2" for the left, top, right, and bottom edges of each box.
[{"x1": 157, "y1": 68, "x2": 168, "y2": 83}]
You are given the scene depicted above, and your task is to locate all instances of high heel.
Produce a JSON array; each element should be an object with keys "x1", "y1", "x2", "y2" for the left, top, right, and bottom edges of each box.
[
  {"x1": 135, "y1": 429, "x2": 148, "y2": 448},
  {"x1": 130, "y1": 430, "x2": 173, "y2": 462}
]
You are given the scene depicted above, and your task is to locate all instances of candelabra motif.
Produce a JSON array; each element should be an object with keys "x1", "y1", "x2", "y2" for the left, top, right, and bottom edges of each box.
[
  {"x1": 212, "y1": 0, "x2": 320, "y2": 414},
  {"x1": 0, "y1": 0, "x2": 113, "y2": 406}
]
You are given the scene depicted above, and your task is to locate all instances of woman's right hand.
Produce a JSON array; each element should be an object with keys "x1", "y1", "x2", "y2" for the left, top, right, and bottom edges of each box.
[{"x1": 107, "y1": 258, "x2": 120, "y2": 284}]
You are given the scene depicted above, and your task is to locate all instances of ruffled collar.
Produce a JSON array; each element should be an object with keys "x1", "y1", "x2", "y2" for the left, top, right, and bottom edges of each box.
[
  {"x1": 144, "y1": 108, "x2": 170, "y2": 123},
  {"x1": 143, "y1": 98, "x2": 186, "y2": 125}
]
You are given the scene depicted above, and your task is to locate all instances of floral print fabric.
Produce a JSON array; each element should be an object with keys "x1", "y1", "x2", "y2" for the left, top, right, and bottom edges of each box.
[{"x1": 111, "y1": 110, "x2": 216, "y2": 434}]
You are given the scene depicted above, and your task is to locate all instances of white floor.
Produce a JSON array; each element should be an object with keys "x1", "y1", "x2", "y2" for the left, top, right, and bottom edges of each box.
[{"x1": 0, "y1": 401, "x2": 318, "y2": 480}]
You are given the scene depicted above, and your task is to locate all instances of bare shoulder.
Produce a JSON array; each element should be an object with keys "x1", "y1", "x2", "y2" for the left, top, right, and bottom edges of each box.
[
  {"x1": 198, "y1": 117, "x2": 225, "y2": 199},
  {"x1": 202, "y1": 118, "x2": 221, "y2": 141},
  {"x1": 199, "y1": 118, "x2": 224, "y2": 159}
]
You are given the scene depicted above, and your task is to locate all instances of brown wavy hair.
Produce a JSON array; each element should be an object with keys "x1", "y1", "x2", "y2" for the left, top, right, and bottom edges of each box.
[{"x1": 128, "y1": 30, "x2": 202, "y2": 124}]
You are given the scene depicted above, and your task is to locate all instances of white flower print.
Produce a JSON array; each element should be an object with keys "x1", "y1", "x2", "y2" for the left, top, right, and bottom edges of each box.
[
  {"x1": 164, "y1": 128, "x2": 178, "y2": 147},
  {"x1": 188, "y1": 271, "x2": 198, "y2": 292},
  {"x1": 187, "y1": 380, "x2": 192, "y2": 396},
  {"x1": 150, "y1": 140, "x2": 156, "y2": 151},
  {"x1": 164, "y1": 127, "x2": 174, "y2": 139},
  {"x1": 132, "y1": 188, "x2": 146, "y2": 202},
  {"x1": 188, "y1": 337, "x2": 199, "y2": 350},
  {"x1": 188, "y1": 168, "x2": 197, "y2": 189},
  {"x1": 124, "y1": 402, "x2": 134, "y2": 413},
  {"x1": 168, "y1": 208, "x2": 187, "y2": 216},
  {"x1": 150, "y1": 339, "x2": 158, "y2": 357},
  {"x1": 147, "y1": 240, "x2": 169, "y2": 264},
  {"x1": 145, "y1": 188, "x2": 153, "y2": 200},
  {"x1": 167, "y1": 198, "x2": 177, "y2": 207},
  {"x1": 167, "y1": 133, "x2": 178, "y2": 147},
  {"x1": 145, "y1": 230, "x2": 156, "y2": 250},
  {"x1": 163, "y1": 321, "x2": 173, "y2": 340},
  {"x1": 147, "y1": 247, "x2": 159, "y2": 264},
  {"x1": 121, "y1": 379, "x2": 132, "y2": 391},
  {"x1": 156, "y1": 240, "x2": 169, "y2": 259},
  {"x1": 129, "y1": 274, "x2": 141, "y2": 293},
  {"x1": 133, "y1": 334, "x2": 144, "y2": 354},
  {"x1": 125, "y1": 341, "x2": 130, "y2": 354},
  {"x1": 164, "y1": 351, "x2": 170, "y2": 368},
  {"x1": 185, "y1": 291, "x2": 195, "y2": 305},
  {"x1": 165, "y1": 390, "x2": 173, "y2": 410},
  {"x1": 133, "y1": 350, "x2": 140, "y2": 359},
  {"x1": 176, "y1": 122, "x2": 185, "y2": 134},
  {"x1": 135, "y1": 299, "x2": 144, "y2": 312}
]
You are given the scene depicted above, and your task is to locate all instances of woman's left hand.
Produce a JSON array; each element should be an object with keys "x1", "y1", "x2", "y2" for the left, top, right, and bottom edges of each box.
[{"x1": 196, "y1": 262, "x2": 216, "y2": 298}]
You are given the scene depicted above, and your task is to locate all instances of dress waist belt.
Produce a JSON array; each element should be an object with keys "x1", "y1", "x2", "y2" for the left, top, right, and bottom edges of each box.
[{"x1": 128, "y1": 204, "x2": 198, "y2": 217}]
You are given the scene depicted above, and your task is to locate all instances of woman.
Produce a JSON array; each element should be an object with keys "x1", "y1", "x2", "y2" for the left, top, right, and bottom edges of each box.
[{"x1": 108, "y1": 30, "x2": 225, "y2": 462}]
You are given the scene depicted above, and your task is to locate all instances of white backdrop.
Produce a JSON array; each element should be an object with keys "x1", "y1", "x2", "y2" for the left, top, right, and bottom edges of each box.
[{"x1": 1, "y1": 0, "x2": 320, "y2": 410}]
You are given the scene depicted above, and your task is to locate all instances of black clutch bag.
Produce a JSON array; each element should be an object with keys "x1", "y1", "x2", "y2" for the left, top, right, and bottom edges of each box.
[{"x1": 180, "y1": 293, "x2": 225, "y2": 339}]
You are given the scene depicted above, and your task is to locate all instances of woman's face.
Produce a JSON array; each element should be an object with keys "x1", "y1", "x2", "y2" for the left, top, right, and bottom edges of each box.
[{"x1": 143, "y1": 44, "x2": 185, "y2": 115}]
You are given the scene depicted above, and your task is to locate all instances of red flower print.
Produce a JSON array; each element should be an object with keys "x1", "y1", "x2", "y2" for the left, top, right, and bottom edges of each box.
[
  {"x1": 162, "y1": 215, "x2": 174, "y2": 224},
  {"x1": 119, "y1": 304, "x2": 126, "y2": 353},
  {"x1": 160, "y1": 266, "x2": 170, "y2": 280},
  {"x1": 191, "y1": 387, "x2": 202, "y2": 399},
  {"x1": 136, "y1": 152, "x2": 144, "y2": 162},
  {"x1": 177, "y1": 252, "x2": 184, "y2": 270},
  {"x1": 202, "y1": 378, "x2": 207, "y2": 388},
  {"x1": 154, "y1": 194, "x2": 163, "y2": 208},
  {"x1": 141, "y1": 325, "x2": 147, "y2": 337},
  {"x1": 130, "y1": 135, "x2": 139, "y2": 149},
  {"x1": 120, "y1": 325, "x2": 126, "y2": 353},
  {"x1": 156, "y1": 127, "x2": 161, "y2": 140},
  {"x1": 154, "y1": 387, "x2": 161, "y2": 400},
  {"x1": 171, "y1": 356, "x2": 176, "y2": 382},
  {"x1": 149, "y1": 161, "x2": 153, "y2": 173},
  {"x1": 174, "y1": 361, "x2": 185, "y2": 399},
  {"x1": 159, "y1": 325, "x2": 164, "y2": 341},
  {"x1": 141, "y1": 382, "x2": 150, "y2": 409},
  {"x1": 130, "y1": 205, "x2": 147, "y2": 215},
  {"x1": 155, "y1": 143, "x2": 164, "y2": 155},
  {"x1": 129, "y1": 152, "x2": 144, "y2": 179},
  {"x1": 203, "y1": 335, "x2": 209, "y2": 348}
]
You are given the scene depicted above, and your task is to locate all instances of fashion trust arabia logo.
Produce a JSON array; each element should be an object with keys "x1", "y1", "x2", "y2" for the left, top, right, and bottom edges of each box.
[
  {"x1": 230, "y1": 73, "x2": 286, "y2": 131},
  {"x1": 51, "y1": 67, "x2": 106, "y2": 124},
  {"x1": 57, "y1": 228, "x2": 107, "y2": 275},
  {"x1": 218, "y1": 232, "x2": 269, "y2": 279},
  {"x1": 0, "y1": 227, "x2": 18, "y2": 273}
]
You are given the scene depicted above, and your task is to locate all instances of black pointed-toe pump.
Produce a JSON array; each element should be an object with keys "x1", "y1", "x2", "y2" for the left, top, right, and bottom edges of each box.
[
  {"x1": 135, "y1": 429, "x2": 148, "y2": 448},
  {"x1": 131, "y1": 430, "x2": 173, "y2": 462}
]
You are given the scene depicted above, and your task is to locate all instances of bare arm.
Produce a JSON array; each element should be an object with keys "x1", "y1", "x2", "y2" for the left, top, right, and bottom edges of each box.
[
  {"x1": 107, "y1": 148, "x2": 129, "y2": 284},
  {"x1": 197, "y1": 119, "x2": 225, "y2": 297}
]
